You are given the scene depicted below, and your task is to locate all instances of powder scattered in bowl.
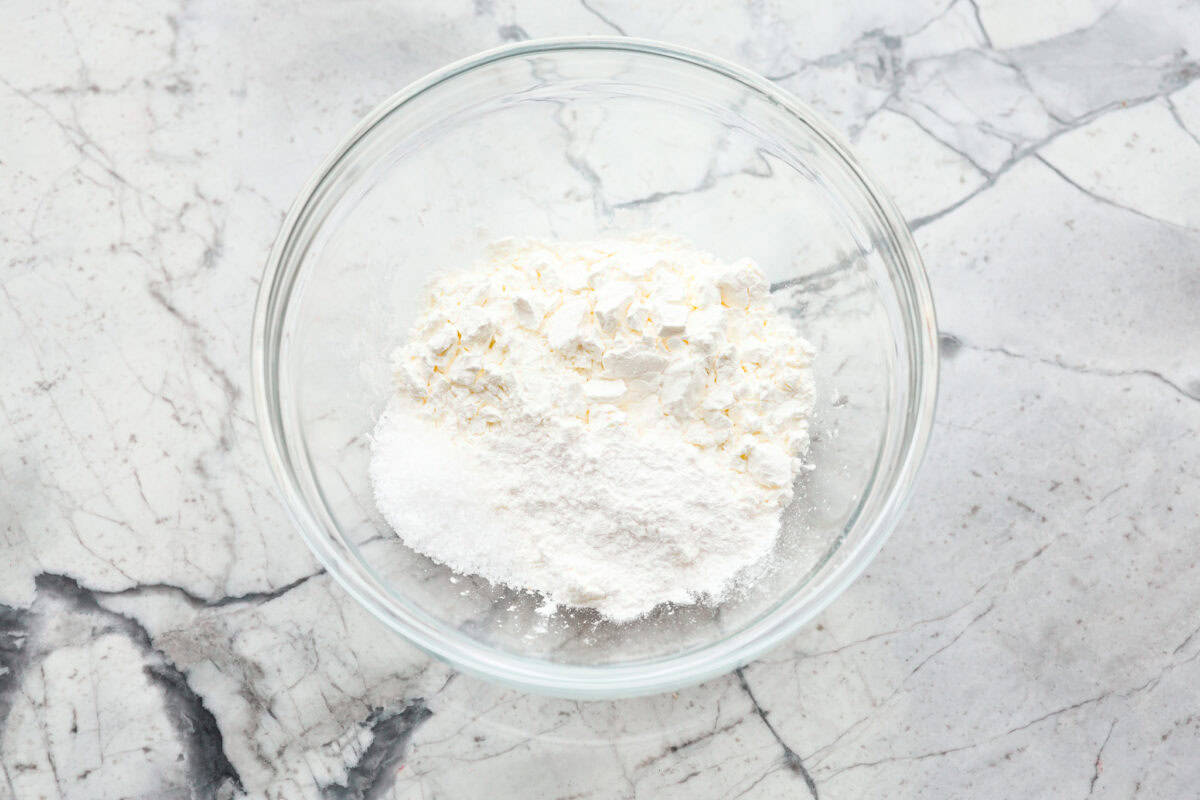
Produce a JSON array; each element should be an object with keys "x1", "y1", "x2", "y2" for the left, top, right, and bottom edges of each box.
[{"x1": 369, "y1": 235, "x2": 815, "y2": 621}]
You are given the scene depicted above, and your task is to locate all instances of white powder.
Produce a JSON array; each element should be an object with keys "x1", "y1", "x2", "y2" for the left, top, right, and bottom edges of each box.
[{"x1": 369, "y1": 235, "x2": 816, "y2": 621}]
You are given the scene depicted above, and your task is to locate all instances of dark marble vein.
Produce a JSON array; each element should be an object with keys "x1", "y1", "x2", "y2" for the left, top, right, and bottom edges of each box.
[
  {"x1": 823, "y1": 740, "x2": 984, "y2": 781},
  {"x1": 578, "y1": 0, "x2": 626, "y2": 36},
  {"x1": 1165, "y1": 95, "x2": 1200, "y2": 149},
  {"x1": 635, "y1": 717, "x2": 746, "y2": 771},
  {"x1": 735, "y1": 668, "x2": 818, "y2": 799},
  {"x1": 95, "y1": 569, "x2": 324, "y2": 609},
  {"x1": 1087, "y1": 720, "x2": 1117, "y2": 796},
  {"x1": 946, "y1": 335, "x2": 1200, "y2": 402},
  {"x1": 321, "y1": 701, "x2": 432, "y2": 800},
  {"x1": 0, "y1": 604, "x2": 34, "y2": 761},
  {"x1": 146, "y1": 662, "x2": 246, "y2": 798},
  {"x1": 909, "y1": 77, "x2": 1200, "y2": 230},
  {"x1": 22, "y1": 574, "x2": 245, "y2": 798},
  {"x1": 964, "y1": 0, "x2": 993, "y2": 49},
  {"x1": 1034, "y1": 153, "x2": 1196, "y2": 232}
]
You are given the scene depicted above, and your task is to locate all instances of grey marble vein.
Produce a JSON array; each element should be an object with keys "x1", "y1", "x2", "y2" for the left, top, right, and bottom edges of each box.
[
  {"x1": 3, "y1": 0, "x2": 1200, "y2": 797},
  {"x1": 321, "y1": 702, "x2": 432, "y2": 800},
  {"x1": 735, "y1": 668, "x2": 818, "y2": 799}
]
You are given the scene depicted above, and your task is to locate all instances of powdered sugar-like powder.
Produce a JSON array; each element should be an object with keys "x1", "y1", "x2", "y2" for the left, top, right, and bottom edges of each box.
[{"x1": 369, "y1": 235, "x2": 815, "y2": 621}]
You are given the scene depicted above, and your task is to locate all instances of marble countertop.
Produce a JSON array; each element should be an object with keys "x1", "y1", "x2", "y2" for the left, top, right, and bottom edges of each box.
[{"x1": 3, "y1": 1, "x2": 1199, "y2": 797}]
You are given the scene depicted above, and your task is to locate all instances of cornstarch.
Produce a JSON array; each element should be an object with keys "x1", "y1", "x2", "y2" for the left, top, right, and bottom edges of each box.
[{"x1": 369, "y1": 235, "x2": 816, "y2": 621}]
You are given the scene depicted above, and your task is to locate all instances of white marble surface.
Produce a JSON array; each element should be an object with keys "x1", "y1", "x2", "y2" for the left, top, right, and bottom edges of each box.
[{"x1": 3, "y1": 1, "x2": 1200, "y2": 797}]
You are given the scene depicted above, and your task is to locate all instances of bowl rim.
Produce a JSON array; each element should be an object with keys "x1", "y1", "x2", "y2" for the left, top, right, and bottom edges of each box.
[{"x1": 251, "y1": 35, "x2": 939, "y2": 698}]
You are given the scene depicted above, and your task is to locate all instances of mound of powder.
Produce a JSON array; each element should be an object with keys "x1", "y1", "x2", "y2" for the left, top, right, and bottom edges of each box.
[{"x1": 369, "y1": 235, "x2": 815, "y2": 621}]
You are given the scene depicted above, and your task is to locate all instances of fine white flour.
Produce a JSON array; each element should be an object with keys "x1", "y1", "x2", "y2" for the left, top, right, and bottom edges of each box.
[{"x1": 370, "y1": 235, "x2": 815, "y2": 621}]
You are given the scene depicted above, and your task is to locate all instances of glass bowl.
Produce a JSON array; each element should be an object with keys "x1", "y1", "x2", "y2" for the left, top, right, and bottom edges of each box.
[{"x1": 251, "y1": 37, "x2": 937, "y2": 698}]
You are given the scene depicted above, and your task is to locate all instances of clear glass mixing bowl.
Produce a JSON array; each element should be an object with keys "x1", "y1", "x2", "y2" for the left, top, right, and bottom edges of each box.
[{"x1": 252, "y1": 38, "x2": 937, "y2": 698}]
